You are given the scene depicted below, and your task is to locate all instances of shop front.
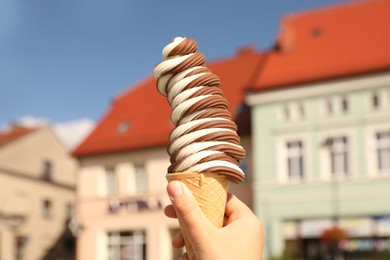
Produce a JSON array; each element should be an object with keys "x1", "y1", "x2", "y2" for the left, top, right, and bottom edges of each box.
[{"x1": 283, "y1": 216, "x2": 390, "y2": 259}]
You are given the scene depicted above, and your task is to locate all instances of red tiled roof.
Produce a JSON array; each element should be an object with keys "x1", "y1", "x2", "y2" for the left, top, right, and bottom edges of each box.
[
  {"x1": 250, "y1": 0, "x2": 390, "y2": 91},
  {"x1": 73, "y1": 48, "x2": 262, "y2": 157},
  {"x1": 0, "y1": 125, "x2": 35, "y2": 147}
]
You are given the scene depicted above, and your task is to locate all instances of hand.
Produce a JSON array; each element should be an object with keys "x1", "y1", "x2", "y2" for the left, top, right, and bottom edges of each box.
[{"x1": 164, "y1": 180, "x2": 263, "y2": 260}]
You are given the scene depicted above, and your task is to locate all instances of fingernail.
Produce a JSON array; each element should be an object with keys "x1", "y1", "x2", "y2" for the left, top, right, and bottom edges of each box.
[{"x1": 169, "y1": 181, "x2": 184, "y2": 199}]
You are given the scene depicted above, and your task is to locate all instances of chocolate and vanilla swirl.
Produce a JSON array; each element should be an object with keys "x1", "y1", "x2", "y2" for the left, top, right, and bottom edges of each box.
[{"x1": 154, "y1": 37, "x2": 245, "y2": 183}]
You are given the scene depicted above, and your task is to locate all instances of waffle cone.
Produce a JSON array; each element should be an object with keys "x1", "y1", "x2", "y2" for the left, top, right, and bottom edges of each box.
[{"x1": 166, "y1": 172, "x2": 229, "y2": 260}]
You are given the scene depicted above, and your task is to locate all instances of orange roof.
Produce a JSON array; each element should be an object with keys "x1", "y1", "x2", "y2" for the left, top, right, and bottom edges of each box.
[
  {"x1": 0, "y1": 125, "x2": 35, "y2": 147},
  {"x1": 250, "y1": 0, "x2": 390, "y2": 91},
  {"x1": 73, "y1": 48, "x2": 262, "y2": 157}
]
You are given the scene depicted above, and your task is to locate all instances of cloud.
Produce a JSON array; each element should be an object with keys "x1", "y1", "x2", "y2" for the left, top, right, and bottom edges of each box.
[
  {"x1": 53, "y1": 118, "x2": 95, "y2": 150},
  {"x1": 9, "y1": 115, "x2": 95, "y2": 150},
  {"x1": 16, "y1": 115, "x2": 50, "y2": 127}
]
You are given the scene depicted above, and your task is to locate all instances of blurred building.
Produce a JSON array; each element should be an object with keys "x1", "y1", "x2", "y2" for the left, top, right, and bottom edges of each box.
[
  {"x1": 0, "y1": 125, "x2": 77, "y2": 260},
  {"x1": 72, "y1": 49, "x2": 261, "y2": 260},
  {"x1": 246, "y1": 0, "x2": 390, "y2": 259}
]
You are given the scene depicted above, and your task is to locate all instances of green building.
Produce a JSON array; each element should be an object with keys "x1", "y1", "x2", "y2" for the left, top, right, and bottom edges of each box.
[{"x1": 246, "y1": 0, "x2": 390, "y2": 259}]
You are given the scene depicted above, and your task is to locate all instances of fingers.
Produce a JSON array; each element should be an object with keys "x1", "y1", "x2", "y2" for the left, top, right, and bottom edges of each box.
[
  {"x1": 224, "y1": 193, "x2": 254, "y2": 224},
  {"x1": 164, "y1": 204, "x2": 177, "y2": 218},
  {"x1": 179, "y1": 252, "x2": 189, "y2": 260},
  {"x1": 166, "y1": 181, "x2": 212, "y2": 242},
  {"x1": 172, "y1": 230, "x2": 185, "y2": 248}
]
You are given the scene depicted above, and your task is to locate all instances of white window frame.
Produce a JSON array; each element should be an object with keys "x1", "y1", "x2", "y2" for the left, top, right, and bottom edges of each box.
[
  {"x1": 278, "y1": 102, "x2": 305, "y2": 122},
  {"x1": 371, "y1": 90, "x2": 381, "y2": 110},
  {"x1": 340, "y1": 95, "x2": 349, "y2": 114},
  {"x1": 321, "y1": 96, "x2": 335, "y2": 117},
  {"x1": 42, "y1": 160, "x2": 53, "y2": 181},
  {"x1": 286, "y1": 140, "x2": 305, "y2": 180},
  {"x1": 372, "y1": 87, "x2": 390, "y2": 110},
  {"x1": 387, "y1": 87, "x2": 390, "y2": 108},
  {"x1": 328, "y1": 136, "x2": 349, "y2": 177},
  {"x1": 366, "y1": 87, "x2": 390, "y2": 112},
  {"x1": 376, "y1": 131, "x2": 390, "y2": 173},
  {"x1": 134, "y1": 163, "x2": 148, "y2": 194},
  {"x1": 278, "y1": 103, "x2": 291, "y2": 121},
  {"x1": 298, "y1": 102, "x2": 305, "y2": 119},
  {"x1": 107, "y1": 230, "x2": 146, "y2": 260},
  {"x1": 319, "y1": 128, "x2": 355, "y2": 181},
  {"x1": 366, "y1": 123, "x2": 390, "y2": 177},
  {"x1": 321, "y1": 95, "x2": 349, "y2": 117},
  {"x1": 42, "y1": 199, "x2": 52, "y2": 219},
  {"x1": 276, "y1": 134, "x2": 309, "y2": 184},
  {"x1": 105, "y1": 166, "x2": 118, "y2": 197}
]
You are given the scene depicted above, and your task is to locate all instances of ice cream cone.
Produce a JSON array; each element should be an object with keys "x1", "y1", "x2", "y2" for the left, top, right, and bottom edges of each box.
[{"x1": 166, "y1": 172, "x2": 229, "y2": 260}]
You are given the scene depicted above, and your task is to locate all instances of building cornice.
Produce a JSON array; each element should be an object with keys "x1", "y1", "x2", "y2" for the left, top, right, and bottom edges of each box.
[
  {"x1": 0, "y1": 166, "x2": 75, "y2": 191},
  {"x1": 272, "y1": 113, "x2": 390, "y2": 135},
  {"x1": 253, "y1": 174, "x2": 390, "y2": 192},
  {"x1": 246, "y1": 71, "x2": 390, "y2": 106}
]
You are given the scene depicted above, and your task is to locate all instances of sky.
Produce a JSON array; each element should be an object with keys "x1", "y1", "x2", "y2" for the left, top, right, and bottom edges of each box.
[{"x1": 0, "y1": 0, "x2": 344, "y2": 148}]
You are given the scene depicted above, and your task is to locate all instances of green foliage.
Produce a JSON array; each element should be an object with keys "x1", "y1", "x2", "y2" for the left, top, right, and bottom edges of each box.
[
  {"x1": 269, "y1": 250, "x2": 294, "y2": 260},
  {"x1": 381, "y1": 249, "x2": 390, "y2": 260}
]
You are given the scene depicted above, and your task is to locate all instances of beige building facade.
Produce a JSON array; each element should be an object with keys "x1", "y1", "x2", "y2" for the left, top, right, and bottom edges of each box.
[
  {"x1": 76, "y1": 147, "x2": 177, "y2": 260},
  {"x1": 0, "y1": 125, "x2": 77, "y2": 260}
]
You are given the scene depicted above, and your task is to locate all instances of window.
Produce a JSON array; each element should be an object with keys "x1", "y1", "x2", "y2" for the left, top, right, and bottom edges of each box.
[
  {"x1": 326, "y1": 136, "x2": 349, "y2": 177},
  {"x1": 15, "y1": 235, "x2": 28, "y2": 260},
  {"x1": 298, "y1": 103, "x2": 305, "y2": 119},
  {"x1": 310, "y1": 27, "x2": 322, "y2": 38},
  {"x1": 134, "y1": 164, "x2": 148, "y2": 194},
  {"x1": 283, "y1": 104, "x2": 290, "y2": 120},
  {"x1": 117, "y1": 121, "x2": 130, "y2": 133},
  {"x1": 325, "y1": 98, "x2": 333, "y2": 115},
  {"x1": 107, "y1": 230, "x2": 146, "y2": 260},
  {"x1": 42, "y1": 160, "x2": 52, "y2": 181},
  {"x1": 376, "y1": 131, "x2": 390, "y2": 172},
  {"x1": 42, "y1": 199, "x2": 52, "y2": 218},
  {"x1": 286, "y1": 141, "x2": 304, "y2": 180},
  {"x1": 66, "y1": 203, "x2": 74, "y2": 219},
  {"x1": 372, "y1": 91, "x2": 380, "y2": 109},
  {"x1": 106, "y1": 166, "x2": 118, "y2": 196},
  {"x1": 341, "y1": 96, "x2": 348, "y2": 113}
]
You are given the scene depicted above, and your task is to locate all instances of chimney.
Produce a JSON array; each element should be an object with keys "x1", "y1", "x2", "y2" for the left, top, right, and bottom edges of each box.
[
  {"x1": 236, "y1": 45, "x2": 258, "y2": 57},
  {"x1": 276, "y1": 19, "x2": 295, "y2": 53}
]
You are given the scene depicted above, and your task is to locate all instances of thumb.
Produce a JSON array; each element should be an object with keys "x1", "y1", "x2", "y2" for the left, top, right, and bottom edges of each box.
[{"x1": 167, "y1": 181, "x2": 212, "y2": 241}]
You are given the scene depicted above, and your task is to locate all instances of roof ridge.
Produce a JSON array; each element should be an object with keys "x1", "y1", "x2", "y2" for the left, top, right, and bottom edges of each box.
[
  {"x1": 284, "y1": 0, "x2": 371, "y2": 20},
  {"x1": 114, "y1": 75, "x2": 155, "y2": 103},
  {"x1": 73, "y1": 47, "x2": 263, "y2": 157},
  {"x1": 249, "y1": 0, "x2": 390, "y2": 91},
  {"x1": 0, "y1": 125, "x2": 36, "y2": 147}
]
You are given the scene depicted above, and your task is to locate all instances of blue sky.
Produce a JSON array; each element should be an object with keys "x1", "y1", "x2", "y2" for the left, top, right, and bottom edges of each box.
[{"x1": 1, "y1": 0, "x2": 343, "y2": 129}]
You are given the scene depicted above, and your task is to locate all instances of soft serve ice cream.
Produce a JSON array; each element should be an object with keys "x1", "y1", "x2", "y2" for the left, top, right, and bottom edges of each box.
[
  {"x1": 154, "y1": 36, "x2": 247, "y2": 260},
  {"x1": 153, "y1": 37, "x2": 245, "y2": 184}
]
